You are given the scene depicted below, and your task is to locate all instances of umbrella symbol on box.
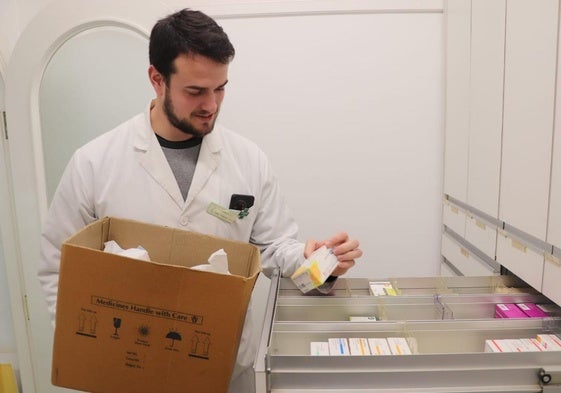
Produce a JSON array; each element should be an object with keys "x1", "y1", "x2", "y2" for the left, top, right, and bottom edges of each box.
[{"x1": 166, "y1": 331, "x2": 182, "y2": 347}]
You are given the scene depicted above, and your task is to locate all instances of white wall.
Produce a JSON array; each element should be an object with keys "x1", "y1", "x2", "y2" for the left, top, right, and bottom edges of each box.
[
  {"x1": 219, "y1": 11, "x2": 444, "y2": 278},
  {"x1": 0, "y1": 0, "x2": 54, "y2": 61},
  {"x1": 0, "y1": 0, "x2": 20, "y2": 62}
]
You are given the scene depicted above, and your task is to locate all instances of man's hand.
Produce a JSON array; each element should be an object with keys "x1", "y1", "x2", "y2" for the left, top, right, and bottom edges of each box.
[{"x1": 304, "y1": 232, "x2": 362, "y2": 277}]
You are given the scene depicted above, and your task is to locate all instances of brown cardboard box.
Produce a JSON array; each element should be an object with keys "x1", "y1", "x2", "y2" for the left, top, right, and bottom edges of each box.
[{"x1": 52, "y1": 217, "x2": 261, "y2": 393}]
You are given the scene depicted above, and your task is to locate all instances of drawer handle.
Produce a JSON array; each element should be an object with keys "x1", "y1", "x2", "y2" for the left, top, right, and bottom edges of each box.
[
  {"x1": 475, "y1": 220, "x2": 486, "y2": 230},
  {"x1": 511, "y1": 239, "x2": 527, "y2": 253},
  {"x1": 545, "y1": 253, "x2": 561, "y2": 267}
]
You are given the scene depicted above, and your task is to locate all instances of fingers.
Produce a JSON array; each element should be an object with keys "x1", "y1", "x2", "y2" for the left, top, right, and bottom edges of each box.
[
  {"x1": 325, "y1": 232, "x2": 361, "y2": 260},
  {"x1": 304, "y1": 239, "x2": 325, "y2": 258},
  {"x1": 331, "y1": 259, "x2": 356, "y2": 276},
  {"x1": 324, "y1": 232, "x2": 349, "y2": 248},
  {"x1": 303, "y1": 232, "x2": 362, "y2": 277},
  {"x1": 324, "y1": 232, "x2": 362, "y2": 277}
]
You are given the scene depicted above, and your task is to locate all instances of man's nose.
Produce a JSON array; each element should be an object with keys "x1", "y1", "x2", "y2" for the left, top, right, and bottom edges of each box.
[{"x1": 200, "y1": 92, "x2": 219, "y2": 113}]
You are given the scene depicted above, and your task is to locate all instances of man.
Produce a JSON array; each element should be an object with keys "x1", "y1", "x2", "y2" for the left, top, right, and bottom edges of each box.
[{"x1": 38, "y1": 8, "x2": 362, "y2": 392}]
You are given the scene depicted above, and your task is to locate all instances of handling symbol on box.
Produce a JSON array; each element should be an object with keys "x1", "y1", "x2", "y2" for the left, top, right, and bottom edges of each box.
[
  {"x1": 189, "y1": 334, "x2": 210, "y2": 359},
  {"x1": 166, "y1": 331, "x2": 182, "y2": 347},
  {"x1": 112, "y1": 317, "x2": 122, "y2": 337},
  {"x1": 76, "y1": 312, "x2": 97, "y2": 338},
  {"x1": 138, "y1": 324, "x2": 150, "y2": 338}
]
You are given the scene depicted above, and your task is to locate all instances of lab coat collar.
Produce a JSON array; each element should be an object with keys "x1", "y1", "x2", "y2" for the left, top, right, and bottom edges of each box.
[
  {"x1": 133, "y1": 101, "x2": 223, "y2": 210},
  {"x1": 185, "y1": 124, "x2": 223, "y2": 207},
  {"x1": 133, "y1": 102, "x2": 184, "y2": 207}
]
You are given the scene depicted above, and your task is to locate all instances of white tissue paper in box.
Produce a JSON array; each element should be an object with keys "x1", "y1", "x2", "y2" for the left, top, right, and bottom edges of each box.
[
  {"x1": 103, "y1": 241, "x2": 231, "y2": 276},
  {"x1": 191, "y1": 248, "x2": 231, "y2": 275},
  {"x1": 103, "y1": 240, "x2": 150, "y2": 261}
]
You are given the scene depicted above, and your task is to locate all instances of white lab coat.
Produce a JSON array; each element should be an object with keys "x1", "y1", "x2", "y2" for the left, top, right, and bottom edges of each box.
[{"x1": 38, "y1": 102, "x2": 305, "y2": 392}]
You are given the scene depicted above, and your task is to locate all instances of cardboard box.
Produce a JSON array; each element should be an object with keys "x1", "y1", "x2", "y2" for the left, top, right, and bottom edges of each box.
[{"x1": 52, "y1": 217, "x2": 261, "y2": 393}]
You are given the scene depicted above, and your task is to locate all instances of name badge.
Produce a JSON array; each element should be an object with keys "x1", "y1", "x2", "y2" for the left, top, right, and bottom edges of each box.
[{"x1": 207, "y1": 202, "x2": 238, "y2": 223}]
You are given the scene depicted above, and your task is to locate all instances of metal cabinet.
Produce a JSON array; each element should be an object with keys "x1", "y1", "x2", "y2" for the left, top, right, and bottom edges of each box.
[{"x1": 255, "y1": 272, "x2": 561, "y2": 392}]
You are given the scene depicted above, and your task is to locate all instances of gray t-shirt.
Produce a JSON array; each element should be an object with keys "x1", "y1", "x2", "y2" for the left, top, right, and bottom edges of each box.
[{"x1": 156, "y1": 134, "x2": 202, "y2": 200}]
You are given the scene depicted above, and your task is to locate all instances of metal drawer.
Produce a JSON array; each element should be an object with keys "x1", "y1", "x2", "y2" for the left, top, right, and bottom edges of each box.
[{"x1": 254, "y1": 271, "x2": 561, "y2": 392}]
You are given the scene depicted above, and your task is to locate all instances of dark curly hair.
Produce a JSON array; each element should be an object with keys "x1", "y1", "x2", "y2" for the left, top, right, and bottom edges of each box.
[{"x1": 149, "y1": 9, "x2": 235, "y2": 83}]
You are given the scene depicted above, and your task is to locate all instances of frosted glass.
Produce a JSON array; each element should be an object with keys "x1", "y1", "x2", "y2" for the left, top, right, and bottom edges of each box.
[
  {"x1": 40, "y1": 27, "x2": 153, "y2": 203},
  {"x1": 0, "y1": 240, "x2": 16, "y2": 351},
  {"x1": 0, "y1": 74, "x2": 17, "y2": 351}
]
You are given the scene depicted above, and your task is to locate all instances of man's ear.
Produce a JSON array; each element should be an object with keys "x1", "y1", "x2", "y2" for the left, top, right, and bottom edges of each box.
[{"x1": 148, "y1": 65, "x2": 165, "y2": 96}]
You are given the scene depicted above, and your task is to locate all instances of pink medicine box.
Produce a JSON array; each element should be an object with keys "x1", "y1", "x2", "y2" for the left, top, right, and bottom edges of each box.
[
  {"x1": 515, "y1": 303, "x2": 549, "y2": 318},
  {"x1": 495, "y1": 303, "x2": 528, "y2": 319}
]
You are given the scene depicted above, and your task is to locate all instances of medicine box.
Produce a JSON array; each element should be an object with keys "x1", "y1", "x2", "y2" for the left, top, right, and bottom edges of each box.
[{"x1": 494, "y1": 303, "x2": 528, "y2": 318}]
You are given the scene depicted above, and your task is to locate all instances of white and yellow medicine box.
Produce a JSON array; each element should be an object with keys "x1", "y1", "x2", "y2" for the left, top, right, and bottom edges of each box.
[
  {"x1": 368, "y1": 338, "x2": 391, "y2": 355},
  {"x1": 387, "y1": 337, "x2": 412, "y2": 355},
  {"x1": 519, "y1": 338, "x2": 546, "y2": 352},
  {"x1": 348, "y1": 338, "x2": 371, "y2": 356},
  {"x1": 291, "y1": 246, "x2": 338, "y2": 293},
  {"x1": 536, "y1": 334, "x2": 561, "y2": 351},
  {"x1": 369, "y1": 281, "x2": 397, "y2": 296}
]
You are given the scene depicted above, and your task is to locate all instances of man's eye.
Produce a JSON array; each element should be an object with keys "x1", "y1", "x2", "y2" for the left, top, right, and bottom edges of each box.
[{"x1": 186, "y1": 89, "x2": 202, "y2": 96}]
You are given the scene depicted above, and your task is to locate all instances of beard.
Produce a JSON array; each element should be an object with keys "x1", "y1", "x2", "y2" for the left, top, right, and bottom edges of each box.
[{"x1": 163, "y1": 89, "x2": 217, "y2": 138}]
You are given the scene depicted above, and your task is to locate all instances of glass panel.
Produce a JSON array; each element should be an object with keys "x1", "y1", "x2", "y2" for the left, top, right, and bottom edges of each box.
[
  {"x1": 0, "y1": 241, "x2": 16, "y2": 351},
  {"x1": 0, "y1": 74, "x2": 17, "y2": 351},
  {"x1": 40, "y1": 26, "x2": 153, "y2": 202}
]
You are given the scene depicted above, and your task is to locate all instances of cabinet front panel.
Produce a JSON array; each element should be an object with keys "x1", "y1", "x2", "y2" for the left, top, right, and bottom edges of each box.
[
  {"x1": 465, "y1": 215, "x2": 498, "y2": 259},
  {"x1": 443, "y1": 0, "x2": 471, "y2": 202},
  {"x1": 442, "y1": 200, "x2": 467, "y2": 236},
  {"x1": 467, "y1": 0, "x2": 505, "y2": 218},
  {"x1": 496, "y1": 232, "x2": 544, "y2": 290},
  {"x1": 499, "y1": 0, "x2": 559, "y2": 240},
  {"x1": 546, "y1": 1, "x2": 561, "y2": 251},
  {"x1": 442, "y1": 232, "x2": 495, "y2": 276},
  {"x1": 543, "y1": 255, "x2": 561, "y2": 305}
]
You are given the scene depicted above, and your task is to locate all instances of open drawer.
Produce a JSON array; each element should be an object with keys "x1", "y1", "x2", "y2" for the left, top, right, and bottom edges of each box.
[{"x1": 254, "y1": 272, "x2": 561, "y2": 393}]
